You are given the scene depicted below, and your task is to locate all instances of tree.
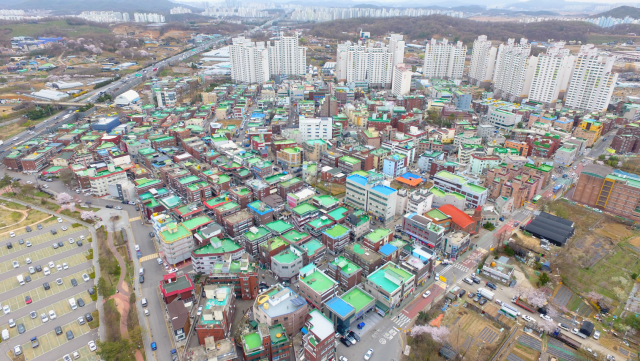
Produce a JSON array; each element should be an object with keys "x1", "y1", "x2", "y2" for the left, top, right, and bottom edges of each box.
[
  {"x1": 56, "y1": 192, "x2": 73, "y2": 204},
  {"x1": 23, "y1": 184, "x2": 36, "y2": 199},
  {"x1": 538, "y1": 320, "x2": 557, "y2": 333},
  {"x1": 523, "y1": 287, "x2": 548, "y2": 308},
  {"x1": 81, "y1": 211, "x2": 98, "y2": 221},
  {"x1": 59, "y1": 168, "x2": 75, "y2": 186},
  {"x1": 539, "y1": 272, "x2": 550, "y2": 286},
  {"x1": 96, "y1": 339, "x2": 136, "y2": 361},
  {"x1": 97, "y1": 277, "x2": 109, "y2": 296},
  {"x1": 410, "y1": 325, "x2": 450, "y2": 343}
]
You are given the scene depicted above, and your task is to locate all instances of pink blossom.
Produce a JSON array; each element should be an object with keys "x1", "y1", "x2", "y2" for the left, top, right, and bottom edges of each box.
[{"x1": 410, "y1": 325, "x2": 450, "y2": 343}]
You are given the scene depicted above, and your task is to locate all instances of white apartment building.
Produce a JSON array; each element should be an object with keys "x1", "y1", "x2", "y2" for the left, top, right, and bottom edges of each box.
[
  {"x1": 268, "y1": 33, "x2": 307, "y2": 77},
  {"x1": 487, "y1": 107, "x2": 523, "y2": 129},
  {"x1": 299, "y1": 116, "x2": 333, "y2": 141},
  {"x1": 492, "y1": 38, "x2": 534, "y2": 102},
  {"x1": 392, "y1": 63, "x2": 412, "y2": 97},
  {"x1": 389, "y1": 34, "x2": 405, "y2": 68},
  {"x1": 155, "y1": 90, "x2": 176, "y2": 108},
  {"x1": 345, "y1": 173, "x2": 398, "y2": 222},
  {"x1": 230, "y1": 37, "x2": 270, "y2": 84},
  {"x1": 133, "y1": 13, "x2": 165, "y2": 22},
  {"x1": 422, "y1": 38, "x2": 466, "y2": 79},
  {"x1": 528, "y1": 42, "x2": 574, "y2": 106},
  {"x1": 432, "y1": 170, "x2": 487, "y2": 208},
  {"x1": 564, "y1": 44, "x2": 618, "y2": 112},
  {"x1": 86, "y1": 164, "x2": 127, "y2": 197},
  {"x1": 468, "y1": 35, "x2": 497, "y2": 86},
  {"x1": 406, "y1": 189, "x2": 433, "y2": 215},
  {"x1": 336, "y1": 41, "x2": 394, "y2": 87}
]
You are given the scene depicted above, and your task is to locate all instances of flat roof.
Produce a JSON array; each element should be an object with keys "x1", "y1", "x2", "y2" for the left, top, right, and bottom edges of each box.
[
  {"x1": 273, "y1": 249, "x2": 299, "y2": 264},
  {"x1": 266, "y1": 220, "x2": 293, "y2": 234},
  {"x1": 193, "y1": 239, "x2": 241, "y2": 255},
  {"x1": 330, "y1": 256, "x2": 361, "y2": 275},
  {"x1": 325, "y1": 297, "x2": 354, "y2": 319},
  {"x1": 323, "y1": 224, "x2": 349, "y2": 239},
  {"x1": 282, "y1": 229, "x2": 309, "y2": 243},
  {"x1": 341, "y1": 287, "x2": 374, "y2": 313},
  {"x1": 301, "y1": 269, "x2": 336, "y2": 294},
  {"x1": 367, "y1": 263, "x2": 413, "y2": 293},
  {"x1": 365, "y1": 228, "x2": 390, "y2": 244}
]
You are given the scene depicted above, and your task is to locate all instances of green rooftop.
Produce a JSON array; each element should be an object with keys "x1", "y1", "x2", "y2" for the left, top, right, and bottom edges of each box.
[
  {"x1": 293, "y1": 203, "x2": 317, "y2": 216},
  {"x1": 266, "y1": 220, "x2": 293, "y2": 234},
  {"x1": 242, "y1": 332, "x2": 263, "y2": 352},
  {"x1": 282, "y1": 229, "x2": 309, "y2": 243},
  {"x1": 367, "y1": 264, "x2": 413, "y2": 293},
  {"x1": 341, "y1": 287, "x2": 373, "y2": 313},
  {"x1": 301, "y1": 268, "x2": 336, "y2": 294},
  {"x1": 340, "y1": 156, "x2": 361, "y2": 165},
  {"x1": 269, "y1": 324, "x2": 288, "y2": 345},
  {"x1": 365, "y1": 228, "x2": 391, "y2": 244},
  {"x1": 300, "y1": 239, "x2": 323, "y2": 255},
  {"x1": 244, "y1": 226, "x2": 271, "y2": 242},
  {"x1": 273, "y1": 250, "x2": 299, "y2": 264},
  {"x1": 307, "y1": 217, "x2": 334, "y2": 229},
  {"x1": 324, "y1": 224, "x2": 349, "y2": 239},
  {"x1": 193, "y1": 239, "x2": 241, "y2": 255},
  {"x1": 160, "y1": 223, "x2": 191, "y2": 243},
  {"x1": 181, "y1": 216, "x2": 212, "y2": 230},
  {"x1": 330, "y1": 256, "x2": 361, "y2": 276}
]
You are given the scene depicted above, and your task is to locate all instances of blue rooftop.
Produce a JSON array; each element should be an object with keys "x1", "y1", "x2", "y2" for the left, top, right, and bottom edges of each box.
[
  {"x1": 379, "y1": 244, "x2": 398, "y2": 256},
  {"x1": 325, "y1": 297, "x2": 355, "y2": 319},
  {"x1": 347, "y1": 174, "x2": 368, "y2": 186},
  {"x1": 247, "y1": 201, "x2": 273, "y2": 215},
  {"x1": 371, "y1": 185, "x2": 396, "y2": 196}
]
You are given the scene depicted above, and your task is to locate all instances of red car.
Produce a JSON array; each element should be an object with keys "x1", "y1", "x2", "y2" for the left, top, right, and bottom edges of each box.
[
  {"x1": 153, "y1": 68, "x2": 158, "y2": 71},
  {"x1": 25, "y1": 296, "x2": 32, "y2": 304}
]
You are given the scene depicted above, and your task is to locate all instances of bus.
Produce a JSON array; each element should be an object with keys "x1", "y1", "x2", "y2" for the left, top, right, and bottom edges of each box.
[{"x1": 532, "y1": 195, "x2": 542, "y2": 204}]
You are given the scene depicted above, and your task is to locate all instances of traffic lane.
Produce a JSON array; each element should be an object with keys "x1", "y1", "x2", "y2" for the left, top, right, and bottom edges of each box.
[
  {"x1": 0, "y1": 279, "x2": 94, "y2": 326},
  {"x1": 142, "y1": 270, "x2": 175, "y2": 357}
]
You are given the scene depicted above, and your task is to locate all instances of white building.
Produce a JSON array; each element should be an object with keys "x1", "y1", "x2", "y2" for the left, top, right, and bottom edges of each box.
[
  {"x1": 114, "y1": 89, "x2": 140, "y2": 106},
  {"x1": 564, "y1": 44, "x2": 618, "y2": 112},
  {"x1": 155, "y1": 90, "x2": 176, "y2": 108},
  {"x1": 336, "y1": 41, "x2": 394, "y2": 87},
  {"x1": 468, "y1": 35, "x2": 497, "y2": 86},
  {"x1": 406, "y1": 189, "x2": 433, "y2": 215},
  {"x1": 391, "y1": 63, "x2": 412, "y2": 97},
  {"x1": 487, "y1": 106, "x2": 523, "y2": 129},
  {"x1": 389, "y1": 34, "x2": 405, "y2": 68},
  {"x1": 170, "y1": 7, "x2": 192, "y2": 14},
  {"x1": 268, "y1": 33, "x2": 307, "y2": 77},
  {"x1": 432, "y1": 170, "x2": 487, "y2": 208},
  {"x1": 299, "y1": 116, "x2": 333, "y2": 141},
  {"x1": 528, "y1": 42, "x2": 574, "y2": 106},
  {"x1": 229, "y1": 37, "x2": 270, "y2": 84},
  {"x1": 133, "y1": 13, "x2": 165, "y2": 22},
  {"x1": 422, "y1": 38, "x2": 466, "y2": 79},
  {"x1": 345, "y1": 173, "x2": 398, "y2": 222},
  {"x1": 85, "y1": 164, "x2": 128, "y2": 197},
  {"x1": 492, "y1": 38, "x2": 534, "y2": 102}
]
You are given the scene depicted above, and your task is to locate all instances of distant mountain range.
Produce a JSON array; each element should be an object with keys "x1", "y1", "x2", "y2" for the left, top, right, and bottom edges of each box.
[
  {"x1": 0, "y1": 0, "x2": 198, "y2": 13},
  {"x1": 592, "y1": 6, "x2": 640, "y2": 19}
]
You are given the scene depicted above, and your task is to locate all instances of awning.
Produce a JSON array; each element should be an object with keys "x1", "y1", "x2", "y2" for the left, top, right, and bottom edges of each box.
[
  {"x1": 301, "y1": 327, "x2": 308, "y2": 335},
  {"x1": 249, "y1": 320, "x2": 258, "y2": 329},
  {"x1": 375, "y1": 301, "x2": 389, "y2": 312}
]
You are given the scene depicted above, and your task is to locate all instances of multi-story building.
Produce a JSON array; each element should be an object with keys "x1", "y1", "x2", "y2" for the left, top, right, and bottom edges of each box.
[
  {"x1": 158, "y1": 221, "x2": 194, "y2": 265},
  {"x1": 335, "y1": 40, "x2": 394, "y2": 86},
  {"x1": 362, "y1": 262, "x2": 415, "y2": 312},
  {"x1": 297, "y1": 264, "x2": 338, "y2": 310},
  {"x1": 432, "y1": 171, "x2": 487, "y2": 208},
  {"x1": 443, "y1": 231, "x2": 471, "y2": 261},
  {"x1": 325, "y1": 256, "x2": 362, "y2": 292},
  {"x1": 343, "y1": 243, "x2": 382, "y2": 277},
  {"x1": 223, "y1": 210, "x2": 254, "y2": 239},
  {"x1": 322, "y1": 224, "x2": 350, "y2": 255},
  {"x1": 247, "y1": 201, "x2": 274, "y2": 226},
  {"x1": 291, "y1": 203, "x2": 320, "y2": 231},
  {"x1": 302, "y1": 309, "x2": 336, "y2": 361},
  {"x1": 191, "y1": 238, "x2": 245, "y2": 273},
  {"x1": 268, "y1": 33, "x2": 307, "y2": 77},
  {"x1": 252, "y1": 284, "x2": 309, "y2": 336},
  {"x1": 528, "y1": 42, "x2": 574, "y2": 107},
  {"x1": 402, "y1": 212, "x2": 446, "y2": 249},
  {"x1": 399, "y1": 255, "x2": 431, "y2": 288},
  {"x1": 573, "y1": 167, "x2": 640, "y2": 223},
  {"x1": 272, "y1": 248, "x2": 304, "y2": 281},
  {"x1": 205, "y1": 255, "x2": 259, "y2": 300},
  {"x1": 276, "y1": 147, "x2": 303, "y2": 170},
  {"x1": 75, "y1": 164, "x2": 128, "y2": 197},
  {"x1": 382, "y1": 154, "x2": 407, "y2": 178},
  {"x1": 565, "y1": 44, "x2": 618, "y2": 112},
  {"x1": 230, "y1": 36, "x2": 270, "y2": 84},
  {"x1": 391, "y1": 63, "x2": 412, "y2": 97},
  {"x1": 240, "y1": 323, "x2": 271, "y2": 361},
  {"x1": 195, "y1": 286, "x2": 236, "y2": 344},
  {"x1": 389, "y1": 33, "x2": 405, "y2": 68},
  {"x1": 468, "y1": 35, "x2": 497, "y2": 87},
  {"x1": 228, "y1": 186, "x2": 253, "y2": 209},
  {"x1": 362, "y1": 228, "x2": 392, "y2": 252},
  {"x1": 422, "y1": 38, "x2": 466, "y2": 79},
  {"x1": 345, "y1": 173, "x2": 398, "y2": 222},
  {"x1": 492, "y1": 38, "x2": 534, "y2": 102},
  {"x1": 299, "y1": 117, "x2": 333, "y2": 141}
]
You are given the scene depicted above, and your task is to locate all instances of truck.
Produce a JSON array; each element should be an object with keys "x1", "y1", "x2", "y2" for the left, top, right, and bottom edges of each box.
[
  {"x1": 515, "y1": 298, "x2": 536, "y2": 313},
  {"x1": 477, "y1": 288, "x2": 494, "y2": 300},
  {"x1": 30, "y1": 336, "x2": 39, "y2": 348},
  {"x1": 499, "y1": 306, "x2": 519, "y2": 319},
  {"x1": 551, "y1": 330, "x2": 581, "y2": 350},
  {"x1": 170, "y1": 349, "x2": 178, "y2": 361}
]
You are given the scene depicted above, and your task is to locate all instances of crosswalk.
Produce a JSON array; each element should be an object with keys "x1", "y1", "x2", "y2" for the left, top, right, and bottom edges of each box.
[
  {"x1": 129, "y1": 216, "x2": 141, "y2": 222},
  {"x1": 453, "y1": 263, "x2": 470, "y2": 273},
  {"x1": 392, "y1": 314, "x2": 411, "y2": 328},
  {"x1": 139, "y1": 253, "x2": 159, "y2": 262}
]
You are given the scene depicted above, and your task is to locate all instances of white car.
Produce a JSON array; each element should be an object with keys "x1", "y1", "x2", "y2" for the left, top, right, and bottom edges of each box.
[
  {"x1": 9, "y1": 232, "x2": 15, "y2": 237},
  {"x1": 62, "y1": 263, "x2": 68, "y2": 270},
  {"x1": 48, "y1": 261, "x2": 55, "y2": 268},
  {"x1": 68, "y1": 238, "x2": 74, "y2": 244},
  {"x1": 28, "y1": 266, "x2": 35, "y2": 274},
  {"x1": 12, "y1": 261, "x2": 19, "y2": 268},
  {"x1": 26, "y1": 181, "x2": 32, "y2": 184},
  {"x1": 57, "y1": 218, "x2": 62, "y2": 223},
  {"x1": 364, "y1": 349, "x2": 373, "y2": 360},
  {"x1": 594, "y1": 330, "x2": 601, "y2": 340},
  {"x1": 25, "y1": 241, "x2": 31, "y2": 247},
  {"x1": 157, "y1": 258, "x2": 163, "y2": 265},
  {"x1": 3, "y1": 305, "x2": 10, "y2": 314},
  {"x1": 169, "y1": 268, "x2": 179, "y2": 273},
  {"x1": 197, "y1": 306, "x2": 203, "y2": 316},
  {"x1": 135, "y1": 245, "x2": 140, "y2": 251},
  {"x1": 422, "y1": 290, "x2": 431, "y2": 298},
  {"x1": 56, "y1": 264, "x2": 62, "y2": 271},
  {"x1": 43, "y1": 267, "x2": 50, "y2": 276},
  {"x1": 540, "y1": 314, "x2": 553, "y2": 321},
  {"x1": 25, "y1": 258, "x2": 31, "y2": 264},
  {"x1": 13, "y1": 345, "x2": 22, "y2": 356},
  {"x1": 48, "y1": 310, "x2": 56, "y2": 320},
  {"x1": 40, "y1": 313, "x2": 48, "y2": 323},
  {"x1": 339, "y1": 357, "x2": 348, "y2": 361},
  {"x1": 56, "y1": 278, "x2": 63, "y2": 285},
  {"x1": 571, "y1": 328, "x2": 579, "y2": 335},
  {"x1": 88, "y1": 341, "x2": 97, "y2": 352},
  {"x1": 521, "y1": 315, "x2": 535, "y2": 323},
  {"x1": 82, "y1": 273, "x2": 90, "y2": 282}
]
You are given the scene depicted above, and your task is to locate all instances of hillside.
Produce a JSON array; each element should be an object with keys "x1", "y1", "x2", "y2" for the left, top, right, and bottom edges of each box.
[
  {"x1": 592, "y1": 6, "x2": 640, "y2": 19},
  {"x1": 306, "y1": 15, "x2": 635, "y2": 45},
  {"x1": 8, "y1": 0, "x2": 198, "y2": 13}
]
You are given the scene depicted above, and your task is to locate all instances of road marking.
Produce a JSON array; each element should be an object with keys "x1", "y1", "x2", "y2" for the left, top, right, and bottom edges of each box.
[
  {"x1": 129, "y1": 216, "x2": 141, "y2": 222},
  {"x1": 379, "y1": 338, "x2": 386, "y2": 345},
  {"x1": 140, "y1": 253, "x2": 159, "y2": 263}
]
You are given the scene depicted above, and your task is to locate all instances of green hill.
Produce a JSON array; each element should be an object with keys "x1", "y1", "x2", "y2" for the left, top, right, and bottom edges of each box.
[{"x1": 592, "y1": 6, "x2": 640, "y2": 19}]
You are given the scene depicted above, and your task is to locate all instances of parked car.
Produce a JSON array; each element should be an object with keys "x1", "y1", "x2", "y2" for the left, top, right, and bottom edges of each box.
[
  {"x1": 339, "y1": 337, "x2": 351, "y2": 347},
  {"x1": 348, "y1": 331, "x2": 360, "y2": 342},
  {"x1": 77, "y1": 298, "x2": 85, "y2": 307}
]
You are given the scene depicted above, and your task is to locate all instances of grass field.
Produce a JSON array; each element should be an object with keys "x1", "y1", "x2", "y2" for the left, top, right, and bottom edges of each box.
[{"x1": 2, "y1": 20, "x2": 109, "y2": 38}]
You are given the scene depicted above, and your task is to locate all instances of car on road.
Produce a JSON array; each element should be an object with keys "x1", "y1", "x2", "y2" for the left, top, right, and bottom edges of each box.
[
  {"x1": 521, "y1": 315, "x2": 535, "y2": 323},
  {"x1": 105, "y1": 205, "x2": 113, "y2": 209},
  {"x1": 339, "y1": 357, "x2": 348, "y2": 361},
  {"x1": 459, "y1": 289, "x2": 466, "y2": 297},
  {"x1": 135, "y1": 245, "x2": 140, "y2": 251},
  {"x1": 57, "y1": 218, "x2": 62, "y2": 223},
  {"x1": 486, "y1": 282, "x2": 497, "y2": 290},
  {"x1": 364, "y1": 349, "x2": 373, "y2": 360},
  {"x1": 9, "y1": 232, "x2": 15, "y2": 237},
  {"x1": 88, "y1": 341, "x2": 97, "y2": 352},
  {"x1": 540, "y1": 314, "x2": 552, "y2": 321},
  {"x1": 149, "y1": 232, "x2": 154, "y2": 238},
  {"x1": 25, "y1": 226, "x2": 31, "y2": 232},
  {"x1": 115, "y1": 206, "x2": 122, "y2": 210},
  {"x1": 151, "y1": 342, "x2": 157, "y2": 351},
  {"x1": 472, "y1": 277, "x2": 481, "y2": 284},
  {"x1": 463, "y1": 277, "x2": 474, "y2": 285},
  {"x1": 197, "y1": 306, "x2": 203, "y2": 316},
  {"x1": 169, "y1": 268, "x2": 178, "y2": 273},
  {"x1": 422, "y1": 290, "x2": 431, "y2": 298}
]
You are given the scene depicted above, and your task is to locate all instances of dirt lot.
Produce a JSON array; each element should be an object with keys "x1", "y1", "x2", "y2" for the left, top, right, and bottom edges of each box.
[{"x1": 441, "y1": 307, "x2": 503, "y2": 359}]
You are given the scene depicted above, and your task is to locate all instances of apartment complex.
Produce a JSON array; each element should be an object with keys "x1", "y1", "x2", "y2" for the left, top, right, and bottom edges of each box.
[
  {"x1": 335, "y1": 41, "x2": 394, "y2": 86},
  {"x1": 230, "y1": 37, "x2": 270, "y2": 84},
  {"x1": 391, "y1": 63, "x2": 412, "y2": 97},
  {"x1": 299, "y1": 117, "x2": 333, "y2": 141},
  {"x1": 422, "y1": 38, "x2": 466, "y2": 79},
  {"x1": 528, "y1": 42, "x2": 574, "y2": 106},
  {"x1": 268, "y1": 33, "x2": 307, "y2": 77},
  {"x1": 492, "y1": 38, "x2": 533, "y2": 102},
  {"x1": 564, "y1": 44, "x2": 618, "y2": 112},
  {"x1": 468, "y1": 35, "x2": 497, "y2": 87}
]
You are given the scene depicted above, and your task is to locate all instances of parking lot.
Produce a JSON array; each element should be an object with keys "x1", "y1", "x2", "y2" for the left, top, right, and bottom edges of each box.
[
  {"x1": 53, "y1": 344, "x2": 100, "y2": 361},
  {"x1": 0, "y1": 220, "x2": 97, "y2": 361}
]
